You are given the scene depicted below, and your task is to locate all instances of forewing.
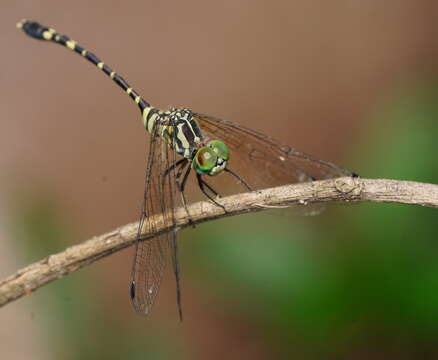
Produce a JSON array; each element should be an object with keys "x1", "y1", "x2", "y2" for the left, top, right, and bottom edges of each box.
[
  {"x1": 194, "y1": 112, "x2": 353, "y2": 192},
  {"x1": 130, "y1": 121, "x2": 179, "y2": 316}
]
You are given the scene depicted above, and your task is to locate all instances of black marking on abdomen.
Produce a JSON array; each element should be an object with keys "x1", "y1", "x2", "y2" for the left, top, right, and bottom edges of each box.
[
  {"x1": 113, "y1": 73, "x2": 130, "y2": 92},
  {"x1": 20, "y1": 21, "x2": 48, "y2": 40},
  {"x1": 84, "y1": 51, "x2": 100, "y2": 66},
  {"x1": 18, "y1": 20, "x2": 151, "y2": 113},
  {"x1": 101, "y1": 64, "x2": 112, "y2": 76},
  {"x1": 73, "y1": 44, "x2": 85, "y2": 55},
  {"x1": 129, "y1": 89, "x2": 140, "y2": 101}
]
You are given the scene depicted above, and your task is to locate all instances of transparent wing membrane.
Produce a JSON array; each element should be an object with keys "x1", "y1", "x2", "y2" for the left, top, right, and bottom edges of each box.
[
  {"x1": 195, "y1": 113, "x2": 353, "y2": 190},
  {"x1": 130, "y1": 121, "x2": 182, "y2": 317}
]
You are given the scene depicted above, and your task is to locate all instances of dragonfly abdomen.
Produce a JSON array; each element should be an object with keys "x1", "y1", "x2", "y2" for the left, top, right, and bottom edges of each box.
[{"x1": 17, "y1": 20, "x2": 150, "y2": 114}]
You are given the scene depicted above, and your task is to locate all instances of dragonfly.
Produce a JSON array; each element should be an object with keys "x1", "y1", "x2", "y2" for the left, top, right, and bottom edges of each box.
[{"x1": 18, "y1": 20, "x2": 356, "y2": 320}]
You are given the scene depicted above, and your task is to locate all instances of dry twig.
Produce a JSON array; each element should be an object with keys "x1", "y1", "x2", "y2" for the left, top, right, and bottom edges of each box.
[{"x1": 1, "y1": 177, "x2": 437, "y2": 308}]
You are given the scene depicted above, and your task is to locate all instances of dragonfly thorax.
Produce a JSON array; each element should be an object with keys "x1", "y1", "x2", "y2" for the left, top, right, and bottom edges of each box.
[{"x1": 163, "y1": 108, "x2": 203, "y2": 158}]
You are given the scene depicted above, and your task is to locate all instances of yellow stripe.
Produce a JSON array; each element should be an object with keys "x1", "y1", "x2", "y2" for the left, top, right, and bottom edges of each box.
[
  {"x1": 176, "y1": 123, "x2": 190, "y2": 150},
  {"x1": 126, "y1": 88, "x2": 132, "y2": 95},
  {"x1": 42, "y1": 31, "x2": 52, "y2": 40},
  {"x1": 16, "y1": 20, "x2": 25, "y2": 29},
  {"x1": 55, "y1": 34, "x2": 61, "y2": 41},
  {"x1": 142, "y1": 108, "x2": 151, "y2": 128},
  {"x1": 97, "y1": 62, "x2": 104, "y2": 69},
  {"x1": 66, "y1": 39, "x2": 76, "y2": 50},
  {"x1": 81, "y1": 49, "x2": 87, "y2": 56},
  {"x1": 147, "y1": 113, "x2": 159, "y2": 133},
  {"x1": 42, "y1": 29, "x2": 55, "y2": 41},
  {"x1": 135, "y1": 96, "x2": 141, "y2": 104},
  {"x1": 158, "y1": 125, "x2": 170, "y2": 144},
  {"x1": 186, "y1": 119, "x2": 201, "y2": 143},
  {"x1": 110, "y1": 71, "x2": 116, "y2": 79}
]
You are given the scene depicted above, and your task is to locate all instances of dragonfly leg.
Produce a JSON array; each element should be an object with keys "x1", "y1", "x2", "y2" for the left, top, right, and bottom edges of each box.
[
  {"x1": 175, "y1": 160, "x2": 189, "y2": 184},
  {"x1": 224, "y1": 167, "x2": 252, "y2": 191},
  {"x1": 196, "y1": 174, "x2": 226, "y2": 211},
  {"x1": 176, "y1": 164, "x2": 196, "y2": 228},
  {"x1": 200, "y1": 178, "x2": 221, "y2": 198},
  {"x1": 162, "y1": 158, "x2": 187, "y2": 179},
  {"x1": 160, "y1": 158, "x2": 188, "y2": 194},
  {"x1": 178, "y1": 164, "x2": 191, "y2": 193}
]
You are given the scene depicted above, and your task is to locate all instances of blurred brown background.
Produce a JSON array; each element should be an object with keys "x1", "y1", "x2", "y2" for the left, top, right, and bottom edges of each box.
[{"x1": 1, "y1": 1, "x2": 438, "y2": 359}]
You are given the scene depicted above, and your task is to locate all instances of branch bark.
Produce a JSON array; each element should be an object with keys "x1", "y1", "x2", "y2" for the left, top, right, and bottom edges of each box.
[{"x1": 1, "y1": 177, "x2": 437, "y2": 309}]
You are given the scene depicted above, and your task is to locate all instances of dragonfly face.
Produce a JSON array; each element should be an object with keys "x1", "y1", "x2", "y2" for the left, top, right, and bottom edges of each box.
[{"x1": 193, "y1": 140, "x2": 230, "y2": 176}]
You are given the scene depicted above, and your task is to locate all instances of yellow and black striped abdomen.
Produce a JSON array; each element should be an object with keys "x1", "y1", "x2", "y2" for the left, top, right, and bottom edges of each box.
[
  {"x1": 17, "y1": 20, "x2": 152, "y2": 119},
  {"x1": 17, "y1": 20, "x2": 203, "y2": 159}
]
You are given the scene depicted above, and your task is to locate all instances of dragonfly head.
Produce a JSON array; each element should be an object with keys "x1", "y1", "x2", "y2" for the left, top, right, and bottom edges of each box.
[{"x1": 193, "y1": 140, "x2": 229, "y2": 176}]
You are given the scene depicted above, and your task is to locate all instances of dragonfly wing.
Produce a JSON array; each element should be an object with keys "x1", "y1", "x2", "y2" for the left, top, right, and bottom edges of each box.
[
  {"x1": 194, "y1": 112, "x2": 353, "y2": 190},
  {"x1": 130, "y1": 232, "x2": 168, "y2": 315},
  {"x1": 130, "y1": 121, "x2": 180, "y2": 316}
]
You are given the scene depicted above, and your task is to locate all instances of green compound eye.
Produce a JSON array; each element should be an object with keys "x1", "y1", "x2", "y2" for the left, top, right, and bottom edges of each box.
[
  {"x1": 208, "y1": 140, "x2": 229, "y2": 161},
  {"x1": 193, "y1": 147, "x2": 218, "y2": 174}
]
